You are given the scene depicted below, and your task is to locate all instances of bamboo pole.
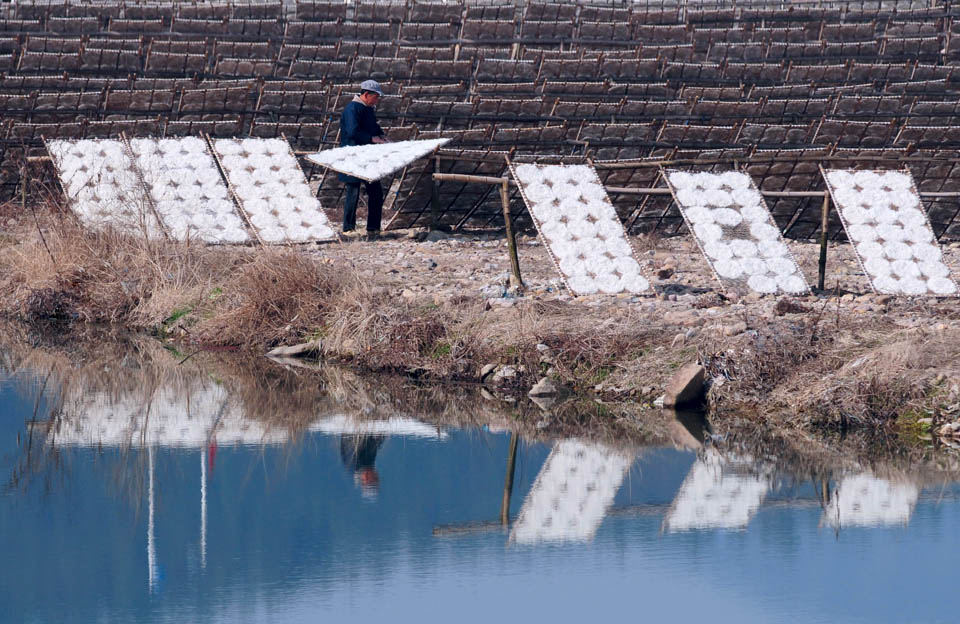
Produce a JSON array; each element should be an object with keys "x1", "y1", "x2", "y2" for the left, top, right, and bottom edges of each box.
[
  {"x1": 500, "y1": 178, "x2": 523, "y2": 290},
  {"x1": 497, "y1": 173, "x2": 521, "y2": 285},
  {"x1": 500, "y1": 432, "x2": 519, "y2": 526},
  {"x1": 818, "y1": 192, "x2": 831, "y2": 291},
  {"x1": 430, "y1": 175, "x2": 848, "y2": 199},
  {"x1": 430, "y1": 156, "x2": 441, "y2": 230},
  {"x1": 433, "y1": 173, "x2": 510, "y2": 185}
]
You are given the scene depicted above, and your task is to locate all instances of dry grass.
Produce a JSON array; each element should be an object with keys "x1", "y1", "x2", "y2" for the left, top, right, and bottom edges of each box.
[
  {"x1": 698, "y1": 307, "x2": 960, "y2": 434},
  {"x1": 0, "y1": 204, "x2": 237, "y2": 327},
  {"x1": 1, "y1": 205, "x2": 673, "y2": 385},
  {"x1": 190, "y1": 249, "x2": 344, "y2": 347},
  {"x1": 771, "y1": 327, "x2": 960, "y2": 430}
]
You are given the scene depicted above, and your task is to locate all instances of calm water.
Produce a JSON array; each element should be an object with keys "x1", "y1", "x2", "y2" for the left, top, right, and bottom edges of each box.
[{"x1": 2, "y1": 358, "x2": 959, "y2": 624}]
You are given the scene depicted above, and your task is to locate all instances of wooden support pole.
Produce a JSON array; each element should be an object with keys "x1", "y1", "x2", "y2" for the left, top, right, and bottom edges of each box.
[
  {"x1": 500, "y1": 179, "x2": 523, "y2": 289},
  {"x1": 429, "y1": 175, "x2": 846, "y2": 200},
  {"x1": 500, "y1": 432, "x2": 519, "y2": 526},
  {"x1": 430, "y1": 156, "x2": 441, "y2": 230},
  {"x1": 818, "y1": 193, "x2": 831, "y2": 291},
  {"x1": 20, "y1": 162, "x2": 27, "y2": 215},
  {"x1": 433, "y1": 173, "x2": 511, "y2": 185}
]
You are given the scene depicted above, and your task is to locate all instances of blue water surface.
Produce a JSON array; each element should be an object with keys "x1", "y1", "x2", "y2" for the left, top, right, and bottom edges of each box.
[{"x1": 1, "y1": 370, "x2": 957, "y2": 624}]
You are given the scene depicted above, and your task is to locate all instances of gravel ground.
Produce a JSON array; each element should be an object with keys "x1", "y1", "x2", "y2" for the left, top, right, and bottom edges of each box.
[{"x1": 309, "y1": 229, "x2": 960, "y2": 332}]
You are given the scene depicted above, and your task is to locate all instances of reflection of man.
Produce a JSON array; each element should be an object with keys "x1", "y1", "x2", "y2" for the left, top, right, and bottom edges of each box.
[
  {"x1": 340, "y1": 434, "x2": 385, "y2": 499},
  {"x1": 339, "y1": 79, "x2": 389, "y2": 240}
]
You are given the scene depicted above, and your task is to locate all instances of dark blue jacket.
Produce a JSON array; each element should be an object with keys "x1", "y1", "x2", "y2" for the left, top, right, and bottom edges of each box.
[{"x1": 339, "y1": 99, "x2": 384, "y2": 183}]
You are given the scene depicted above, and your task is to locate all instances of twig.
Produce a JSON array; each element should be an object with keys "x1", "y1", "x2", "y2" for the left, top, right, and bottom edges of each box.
[
  {"x1": 22, "y1": 163, "x2": 56, "y2": 267},
  {"x1": 177, "y1": 350, "x2": 201, "y2": 366}
]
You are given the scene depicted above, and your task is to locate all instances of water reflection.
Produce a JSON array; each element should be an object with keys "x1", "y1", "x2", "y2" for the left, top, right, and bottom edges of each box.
[
  {"x1": 2, "y1": 337, "x2": 960, "y2": 623},
  {"x1": 822, "y1": 473, "x2": 919, "y2": 529},
  {"x1": 511, "y1": 439, "x2": 634, "y2": 545},
  {"x1": 664, "y1": 450, "x2": 772, "y2": 532}
]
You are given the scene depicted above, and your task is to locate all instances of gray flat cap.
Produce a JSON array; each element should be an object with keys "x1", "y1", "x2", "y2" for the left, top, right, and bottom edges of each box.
[{"x1": 359, "y1": 79, "x2": 383, "y2": 96}]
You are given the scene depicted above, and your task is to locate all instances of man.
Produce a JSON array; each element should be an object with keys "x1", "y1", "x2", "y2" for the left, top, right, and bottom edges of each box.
[
  {"x1": 339, "y1": 79, "x2": 389, "y2": 239},
  {"x1": 339, "y1": 434, "x2": 385, "y2": 500}
]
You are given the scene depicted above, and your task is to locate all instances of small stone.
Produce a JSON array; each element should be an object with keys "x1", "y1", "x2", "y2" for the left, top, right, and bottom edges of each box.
[
  {"x1": 425, "y1": 229, "x2": 450, "y2": 242},
  {"x1": 774, "y1": 298, "x2": 810, "y2": 316},
  {"x1": 664, "y1": 309, "x2": 700, "y2": 325},
  {"x1": 480, "y1": 363, "x2": 497, "y2": 380},
  {"x1": 492, "y1": 365, "x2": 518, "y2": 382},
  {"x1": 265, "y1": 339, "x2": 322, "y2": 358},
  {"x1": 339, "y1": 339, "x2": 358, "y2": 356},
  {"x1": 671, "y1": 333, "x2": 686, "y2": 347},
  {"x1": 529, "y1": 377, "x2": 563, "y2": 397},
  {"x1": 723, "y1": 321, "x2": 748, "y2": 337},
  {"x1": 529, "y1": 395, "x2": 557, "y2": 411},
  {"x1": 536, "y1": 343, "x2": 556, "y2": 363},
  {"x1": 841, "y1": 293, "x2": 855, "y2": 303},
  {"x1": 401, "y1": 288, "x2": 417, "y2": 299},
  {"x1": 657, "y1": 267, "x2": 675, "y2": 280},
  {"x1": 938, "y1": 422, "x2": 960, "y2": 437}
]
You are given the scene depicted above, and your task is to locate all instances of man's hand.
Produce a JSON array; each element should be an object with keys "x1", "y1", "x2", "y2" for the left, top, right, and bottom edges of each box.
[{"x1": 372, "y1": 136, "x2": 392, "y2": 144}]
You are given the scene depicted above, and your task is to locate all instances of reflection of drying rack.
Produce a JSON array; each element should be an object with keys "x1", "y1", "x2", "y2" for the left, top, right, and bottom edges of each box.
[
  {"x1": 662, "y1": 449, "x2": 772, "y2": 533},
  {"x1": 510, "y1": 439, "x2": 635, "y2": 545}
]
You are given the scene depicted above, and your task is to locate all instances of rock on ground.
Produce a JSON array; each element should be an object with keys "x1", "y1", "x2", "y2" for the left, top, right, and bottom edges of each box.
[{"x1": 663, "y1": 363, "x2": 706, "y2": 408}]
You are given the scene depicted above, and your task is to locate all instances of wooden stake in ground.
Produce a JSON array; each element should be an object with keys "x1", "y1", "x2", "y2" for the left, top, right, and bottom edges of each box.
[
  {"x1": 430, "y1": 156, "x2": 441, "y2": 230},
  {"x1": 499, "y1": 176, "x2": 523, "y2": 290},
  {"x1": 818, "y1": 192, "x2": 831, "y2": 291}
]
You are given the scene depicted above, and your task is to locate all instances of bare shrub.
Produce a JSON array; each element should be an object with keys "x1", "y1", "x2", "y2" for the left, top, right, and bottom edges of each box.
[
  {"x1": 192, "y1": 249, "x2": 343, "y2": 348},
  {"x1": 0, "y1": 210, "x2": 236, "y2": 327},
  {"x1": 318, "y1": 282, "x2": 491, "y2": 377}
]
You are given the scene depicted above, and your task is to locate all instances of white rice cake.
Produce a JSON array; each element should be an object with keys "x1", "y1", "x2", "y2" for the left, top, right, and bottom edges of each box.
[
  {"x1": 129, "y1": 137, "x2": 250, "y2": 244},
  {"x1": 47, "y1": 139, "x2": 165, "y2": 237},
  {"x1": 510, "y1": 163, "x2": 650, "y2": 295},
  {"x1": 822, "y1": 169, "x2": 957, "y2": 296},
  {"x1": 305, "y1": 138, "x2": 451, "y2": 182},
  {"x1": 665, "y1": 170, "x2": 809, "y2": 295},
  {"x1": 213, "y1": 138, "x2": 335, "y2": 243}
]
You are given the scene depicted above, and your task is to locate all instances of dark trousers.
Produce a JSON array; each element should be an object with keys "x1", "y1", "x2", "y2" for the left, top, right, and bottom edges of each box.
[{"x1": 342, "y1": 180, "x2": 384, "y2": 232}]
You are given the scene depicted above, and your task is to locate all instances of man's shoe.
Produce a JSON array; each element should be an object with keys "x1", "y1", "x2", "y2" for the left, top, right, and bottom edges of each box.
[
  {"x1": 366, "y1": 230, "x2": 380, "y2": 241},
  {"x1": 340, "y1": 229, "x2": 362, "y2": 240}
]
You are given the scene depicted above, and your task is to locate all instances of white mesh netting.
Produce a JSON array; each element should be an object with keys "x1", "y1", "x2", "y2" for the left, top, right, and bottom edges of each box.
[
  {"x1": 213, "y1": 138, "x2": 335, "y2": 243},
  {"x1": 823, "y1": 169, "x2": 957, "y2": 296},
  {"x1": 510, "y1": 163, "x2": 650, "y2": 296},
  {"x1": 665, "y1": 170, "x2": 809, "y2": 295},
  {"x1": 305, "y1": 138, "x2": 451, "y2": 182},
  {"x1": 129, "y1": 137, "x2": 250, "y2": 244},
  {"x1": 47, "y1": 138, "x2": 165, "y2": 237}
]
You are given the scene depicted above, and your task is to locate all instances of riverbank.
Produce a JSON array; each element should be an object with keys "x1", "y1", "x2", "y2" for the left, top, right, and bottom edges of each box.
[{"x1": 3, "y1": 205, "x2": 960, "y2": 443}]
